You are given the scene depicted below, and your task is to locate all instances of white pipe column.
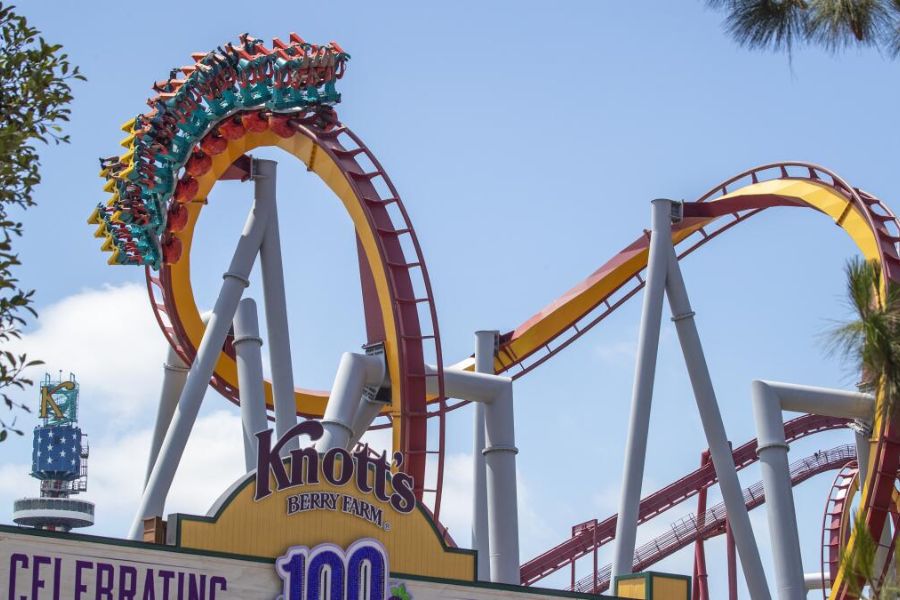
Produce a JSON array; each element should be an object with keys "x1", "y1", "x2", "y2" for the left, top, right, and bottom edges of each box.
[
  {"x1": 751, "y1": 381, "x2": 874, "y2": 600},
  {"x1": 422, "y1": 363, "x2": 518, "y2": 584},
  {"x1": 804, "y1": 573, "x2": 829, "y2": 591},
  {"x1": 259, "y1": 194, "x2": 298, "y2": 457},
  {"x1": 347, "y1": 393, "x2": 389, "y2": 449},
  {"x1": 233, "y1": 298, "x2": 268, "y2": 472},
  {"x1": 473, "y1": 330, "x2": 497, "y2": 581},
  {"x1": 317, "y1": 352, "x2": 384, "y2": 452},
  {"x1": 483, "y1": 380, "x2": 519, "y2": 584},
  {"x1": 611, "y1": 199, "x2": 672, "y2": 581},
  {"x1": 129, "y1": 159, "x2": 275, "y2": 540},
  {"x1": 666, "y1": 246, "x2": 771, "y2": 600},
  {"x1": 145, "y1": 345, "x2": 189, "y2": 487},
  {"x1": 347, "y1": 349, "x2": 389, "y2": 449},
  {"x1": 851, "y1": 420, "x2": 872, "y2": 488},
  {"x1": 848, "y1": 416, "x2": 889, "y2": 578}
]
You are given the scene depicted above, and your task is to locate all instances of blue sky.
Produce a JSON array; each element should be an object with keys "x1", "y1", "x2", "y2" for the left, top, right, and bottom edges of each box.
[{"x1": 1, "y1": 1, "x2": 897, "y2": 598}]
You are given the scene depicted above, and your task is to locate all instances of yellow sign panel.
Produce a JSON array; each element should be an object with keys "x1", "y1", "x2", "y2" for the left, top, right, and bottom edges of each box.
[
  {"x1": 172, "y1": 422, "x2": 476, "y2": 581},
  {"x1": 614, "y1": 572, "x2": 691, "y2": 600},
  {"x1": 39, "y1": 381, "x2": 75, "y2": 420}
]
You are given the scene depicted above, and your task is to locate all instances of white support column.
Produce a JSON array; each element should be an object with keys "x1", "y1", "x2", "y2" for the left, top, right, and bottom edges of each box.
[
  {"x1": 317, "y1": 352, "x2": 384, "y2": 452},
  {"x1": 129, "y1": 159, "x2": 275, "y2": 540},
  {"x1": 145, "y1": 345, "x2": 189, "y2": 487},
  {"x1": 473, "y1": 330, "x2": 497, "y2": 581},
  {"x1": 483, "y1": 381, "x2": 519, "y2": 585},
  {"x1": 851, "y1": 420, "x2": 872, "y2": 488},
  {"x1": 666, "y1": 246, "x2": 770, "y2": 600},
  {"x1": 233, "y1": 298, "x2": 268, "y2": 473},
  {"x1": 611, "y1": 199, "x2": 672, "y2": 582},
  {"x1": 423, "y1": 362, "x2": 518, "y2": 584},
  {"x1": 854, "y1": 427, "x2": 893, "y2": 581},
  {"x1": 751, "y1": 380, "x2": 873, "y2": 600},
  {"x1": 259, "y1": 194, "x2": 298, "y2": 457},
  {"x1": 804, "y1": 573, "x2": 829, "y2": 591},
  {"x1": 347, "y1": 393, "x2": 389, "y2": 449},
  {"x1": 347, "y1": 349, "x2": 389, "y2": 449}
]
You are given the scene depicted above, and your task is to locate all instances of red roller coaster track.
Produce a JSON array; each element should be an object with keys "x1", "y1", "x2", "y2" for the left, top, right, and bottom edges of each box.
[
  {"x1": 570, "y1": 444, "x2": 857, "y2": 594},
  {"x1": 520, "y1": 413, "x2": 850, "y2": 585}
]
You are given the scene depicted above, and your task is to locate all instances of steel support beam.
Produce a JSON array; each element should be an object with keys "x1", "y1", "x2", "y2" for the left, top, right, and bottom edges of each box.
[
  {"x1": 317, "y1": 352, "x2": 384, "y2": 452},
  {"x1": 473, "y1": 330, "x2": 497, "y2": 581},
  {"x1": 234, "y1": 298, "x2": 268, "y2": 472},
  {"x1": 346, "y1": 348, "x2": 389, "y2": 449},
  {"x1": 259, "y1": 189, "x2": 298, "y2": 457},
  {"x1": 347, "y1": 393, "x2": 389, "y2": 450},
  {"x1": 129, "y1": 159, "x2": 275, "y2": 540},
  {"x1": 692, "y1": 450, "x2": 711, "y2": 600},
  {"x1": 726, "y1": 519, "x2": 738, "y2": 600},
  {"x1": 613, "y1": 198, "x2": 769, "y2": 598},
  {"x1": 804, "y1": 572, "x2": 829, "y2": 591},
  {"x1": 610, "y1": 199, "x2": 672, "y2": 581},
  {"x1": 423, "y1": 361, "x2": 519, "y2": 584},
  {"x1": 751, "y1": 380, "x2": 873, "y2": 599},
  {"x1": 483, "y1": 381, "x2": 520, "y2": 584},
  {"x1": 665, "y1": 244, "x2": 770, "y2": 600},
  {"x1": 144, "y1": 345, "x2": 189, "y2": 487}
]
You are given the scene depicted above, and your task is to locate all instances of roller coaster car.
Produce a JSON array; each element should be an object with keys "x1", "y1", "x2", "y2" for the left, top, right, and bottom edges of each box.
[
  {"x1": 217, "y1": 116, "x2": 246, "y2": 141},
  {"x1": 268, "y1": 114, "x2": 295, "y2": 138},
  {"x1": 92, "y1": 33, "x2": 350, "y2": 269},
  {"x1": 166, "y1": 203, "x2": 189, "y2": 233},
  {"x1": 161, "y1": 234, "x2": 182, "y2": 265},
  {"x1": 241, "y1": 111, "x2": 269, "y2": 133},
  {"x1": 200, "y1": 131, "x2": 229, "y2": 156},
  {"x1": 184, "y1": 150, "x2": 213, "y2": 178},
  {"x1": 173, "y1": 176, "x2": 198, "y2": 204}
]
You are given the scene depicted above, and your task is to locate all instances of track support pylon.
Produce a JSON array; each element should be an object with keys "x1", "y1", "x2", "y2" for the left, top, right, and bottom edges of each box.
[{"x1": 611, "y1": 198, "x2": 771, "y2": 599}]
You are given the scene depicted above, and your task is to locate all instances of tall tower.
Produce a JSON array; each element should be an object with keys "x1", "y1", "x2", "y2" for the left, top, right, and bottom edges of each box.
[{"x1": 12, "y1": 373, "x2": 94, "y2": 531}]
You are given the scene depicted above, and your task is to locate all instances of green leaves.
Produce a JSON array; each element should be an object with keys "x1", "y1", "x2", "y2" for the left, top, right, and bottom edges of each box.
[
  {"x1": 707, "y1": 0, "x2": 900, "y2": 56},
  {"x1": 839, "y1": 510, "x2": 900, "y2": 598},
  {"x1": 828, "y1": 258, "x2": 900, "y2": 420},
  {"x1": 389, "y1": 583, "x2": 412, "y2": 600},
  {"x1": 0, "y1": 3, "x2": 81, "y2": 442},
  {"x1": 828, "y1": 261, "x2": 900, "y2": 596}
]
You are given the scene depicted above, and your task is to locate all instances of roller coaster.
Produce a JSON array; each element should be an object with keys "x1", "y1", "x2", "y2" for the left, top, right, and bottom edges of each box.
[{"x1": 89, "y1": 33, "x2": 899, "y2": 599}]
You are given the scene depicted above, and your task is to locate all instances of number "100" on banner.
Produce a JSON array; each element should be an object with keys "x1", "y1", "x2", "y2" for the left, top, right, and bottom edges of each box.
[{"x1": 276, "y1": 539, "x2": 389, "y2": 600}]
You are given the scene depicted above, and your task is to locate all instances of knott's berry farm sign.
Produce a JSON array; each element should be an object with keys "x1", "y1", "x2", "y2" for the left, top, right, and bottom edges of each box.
[
  {"x1": 253, "y1": 421, "x2": 415, "y2": 531},
  {"x1": 1, "y1": 422, "x2": 602, "y2": 599}
]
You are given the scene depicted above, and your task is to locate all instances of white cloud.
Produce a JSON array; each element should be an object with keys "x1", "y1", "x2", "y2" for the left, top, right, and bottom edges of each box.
[
  {"x1": 427, "y1": 451, "x2": 554, "y2": 560},
  {"x1": 12, "y1": 283, "x2": 166, "y2": 421},
  {"x1": 0, "y1": 461, "x2": 31, "y2": 502},
  {"x1": 436, "y1": 452, "x2": 474, "y2": 541},
  {"x1": 0, "y1": 409, "x2": 246, "y2": 538},
  {"x1": 0, "y1": 285, "x2": 247, "y2": 537},
  {"x1": 81, "y1": 410, "x2": 245, "y2": 534}
]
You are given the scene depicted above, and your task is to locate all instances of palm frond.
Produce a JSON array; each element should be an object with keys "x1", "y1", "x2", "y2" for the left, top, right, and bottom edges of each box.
[
  {"x1": 724, "y1": 0, "x2": 811, "y2": 52},
  {"x1": 888, "y1": 0, "x2": 900, "y2": 55},
  {"x1": 808, "y1": 0, "x2": 892, "y2": 51},
  {"x1": 840, "y1": 510, "x2": 878, "y2": 595},
  {"x1": 827, "y1": 257, "x2": 900, "y2": 419},
  {"x1": 707, "y1": 0, "x2": 900, "y2": 58}
]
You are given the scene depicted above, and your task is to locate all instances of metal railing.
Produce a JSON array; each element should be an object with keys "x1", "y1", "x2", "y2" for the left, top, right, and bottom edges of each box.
[
  {"x1": 570, "y1": 444, "x2": 856, "y2": 593},
  {"x1": 13, "y1": 497, "x2": 95, "y2": 515}
]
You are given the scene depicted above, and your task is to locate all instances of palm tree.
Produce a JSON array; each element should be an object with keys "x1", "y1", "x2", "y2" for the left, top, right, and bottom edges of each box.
[
  {"x1": 830, "y1": 258, "x2": 900, "y2": 598},
  {"x1": 841, "y1": 511, "x2": 900, "y2": 599},
  {"x1": 706, "y1": 0, "x2": 900, "y2": 57},
  {"x1": 830, "y1": 257, "x2": 900, "y2": 420}
]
